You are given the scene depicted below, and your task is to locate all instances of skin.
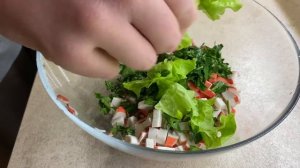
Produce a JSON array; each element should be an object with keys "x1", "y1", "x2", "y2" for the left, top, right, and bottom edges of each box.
[{"x1": 0, "y1": 0, "x2": 197, "y2": 78}]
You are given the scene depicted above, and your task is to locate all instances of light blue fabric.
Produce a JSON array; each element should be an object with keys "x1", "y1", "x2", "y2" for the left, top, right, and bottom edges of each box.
[{"x1": 0, "y1": 36, "x2": 22, "y2": 81}]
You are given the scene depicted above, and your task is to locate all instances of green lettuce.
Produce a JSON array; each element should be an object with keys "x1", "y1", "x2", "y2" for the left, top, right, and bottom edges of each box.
[
  {"x1": 200, "y1": 113, "x2": 236, "y2": 148},
  {"x1": 177, "y1": 33, "x2": 193, "y2": 50},
  {"x1": 154, "y1": 82, "x2": 236, "y2": 148},
  {"x1": 196, "y1": 0, "x2": 242, "y2": 20},
  {"x1": 155, "y1": 83, "x2": 196, "y2": 119},
  {"x1": 123, "y1": 59, "x2": 196, "y2": 97},
  {"x1": 191, "y1": 100, "x2": 236, "y2": 148}
]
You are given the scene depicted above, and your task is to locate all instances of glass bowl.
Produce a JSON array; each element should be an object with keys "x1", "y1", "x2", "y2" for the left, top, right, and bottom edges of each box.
[{"x1": 36, "y1": 0, "x2": 300, "y2": 161}]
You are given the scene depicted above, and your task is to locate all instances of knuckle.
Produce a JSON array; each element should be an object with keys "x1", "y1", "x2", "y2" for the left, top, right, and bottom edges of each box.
[
  {"x1": 137, "y1": 56, "x2": 157, "y2": 71},
  {"x1": 100, "y1": 70, "x2": 119, "y2": 79},
  {"x1": 179, "y1": 8, "x2": 198, "y2": 28},
  {"x1": 157, "y1": 31, "x2": 182, "y2": 53}
]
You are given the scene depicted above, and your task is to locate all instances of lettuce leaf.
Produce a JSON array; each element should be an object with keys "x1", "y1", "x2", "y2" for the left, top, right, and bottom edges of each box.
[
  {"x1": 177, "y1": 33, "x2": 193, "y2": 50},
  {"x1": 190, "y1": 100, "x2": 236, "y2": 148},
  {"x1": 196, "y1": 0, "x2": 242, "y2": 20},
  {"x1": 123, "y1": 59, "x2": 196, "y2": 97},
  {"x1": 154, "y1": 82, "x2": 236, "y2": 148},
  {"x1": 200, "y1": 113, "x2": 236, "y2": 148},
  {"x1": 155, "y1": 83, "x2": 196, "y2": 119}
]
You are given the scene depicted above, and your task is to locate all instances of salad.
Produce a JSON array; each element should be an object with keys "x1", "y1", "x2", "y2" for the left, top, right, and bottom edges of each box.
[{"x1": 96, "y1": 0, "x2": 242, "y2": 151}]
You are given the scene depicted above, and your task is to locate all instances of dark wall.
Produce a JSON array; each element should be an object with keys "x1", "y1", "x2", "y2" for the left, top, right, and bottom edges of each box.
[{"x1": 0, "y1": 48, "x2": 36, "y2": 168}]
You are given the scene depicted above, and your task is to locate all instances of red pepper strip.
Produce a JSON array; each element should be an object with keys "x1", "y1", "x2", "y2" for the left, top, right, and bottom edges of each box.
[
  {"x1": 227, "y1": 78, "x2": 234, "y2": 84},
  {"x1": 188, "y1": 81, "x2": 216, "y2": 99},
  {"x1": 205, "y1": 81, "x2": 213, "y2": 89},
  {"x1": 165, "y1": 136, "x2": 178, "y2": 147},
  {"x1": 200, "y1": 89, "x2": 216, "y2": 98}
]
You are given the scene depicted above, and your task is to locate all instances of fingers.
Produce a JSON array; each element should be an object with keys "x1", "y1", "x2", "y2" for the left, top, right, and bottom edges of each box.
[
  {"x1": 96, "y1": 16, "x2": 157, "y2": 71},
  {"x1": 130, "y1": 1, "x2": 182, "y2": 54},
  {"x1": 165, "y1": 0, "x2": 198, "y2": 33},
  {"x1": 48, "y1": 41, "x2": 119, "y2": 79}
]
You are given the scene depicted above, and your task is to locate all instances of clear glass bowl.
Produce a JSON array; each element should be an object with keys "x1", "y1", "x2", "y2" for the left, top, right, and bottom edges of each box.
[{"x1": 36, "y1": 0, "x2": 300, "y2": 160}]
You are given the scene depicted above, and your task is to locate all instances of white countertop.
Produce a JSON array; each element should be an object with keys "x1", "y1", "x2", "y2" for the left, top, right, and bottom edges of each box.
[{"x1": 8, "y1": 0, "x2": 300, "y2": 167}]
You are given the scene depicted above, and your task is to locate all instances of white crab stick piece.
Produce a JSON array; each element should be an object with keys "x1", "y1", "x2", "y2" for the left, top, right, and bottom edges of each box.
[
  {"x1": 152, "y1": 109, "x2": 162, "y2": 128},
  {"x1": 110, "y1": 97, "x2": 123, "y2": 107},
  {"x1": 156, "y1": 129, "x2": 168, "y2": 145},
  {"x1": 138, "y1": 101, "x2": 153, "y2": 110},
  {"x1": 156, "y1": 146, "x2": 176, "y2": 151},
  {"x1": 145, "y1": 138, "x2": 156, "y2": 149},
  {"x1": 222, "y1": 89, "x2": 239, "y2": 107},
  {"x1": 176, "y1": 132, "x2": 187, "y2": 144},
  {"x1": 125, "y1": 135, "x2": 139, "y2": 145},
  {"x1": 127, "y1": 116, "x2": 137, "y2": 127},
  {"x1": 213, "y1": 109, "x2": 222, "y2": 118},
  {"x1": 138, "y1": 131, "x2": 147, "y2": 143},
  {"x1": 176, "y1": 146, "x2": 185, "y2": 151},
  {"x1": 214, "y1": 97, "x2": 226, "y2": 110},
  {"x1": 135, "y1": 117, "x2": 152, "y2": 137},
  {"x1": 148, "y1": 127, "x2": 159, "y2": 139},
  {"x1": 111, "y1": 108, "x2": 126, "y2": 126}
]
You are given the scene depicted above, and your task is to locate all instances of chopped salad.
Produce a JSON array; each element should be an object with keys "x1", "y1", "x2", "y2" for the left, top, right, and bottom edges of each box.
[{"x1": 95, "y1": 0, "x2": 242, "y2": 151}]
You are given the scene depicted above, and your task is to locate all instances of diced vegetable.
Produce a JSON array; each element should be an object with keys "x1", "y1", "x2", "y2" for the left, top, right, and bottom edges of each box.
[
  {"x1": 156, "y1": 129, "x2": 168, "y2": 145},
  {"x1": 176, "y1": 132, "x2": 188, "y2": 144},
  {"x1": 152, "y1": 109, "x2": 162, "y2": 128},
  {"x1": 214, "y1": 97, "x2": 226, "y2": 110},
  {"x1": 148, "y1": 127, "x2": 159, "y2": 140},
  {"x1": 111, "y1": 109, "x2": 126, "y2": 126},
  {"x1": 146, "y1": 138, "x2": 156, "y2": 149},
  {"x1": 111, "y1": 97, "x2": 124, "y2": 107},
  {"x1": 165, "y1": 134, "x2": 178, "y2": 147}
]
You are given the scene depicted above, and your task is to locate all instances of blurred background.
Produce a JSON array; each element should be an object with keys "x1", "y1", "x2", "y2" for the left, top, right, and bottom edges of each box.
[{"x1": 0, "y1": 36, "x2": 36, "y2": 168}]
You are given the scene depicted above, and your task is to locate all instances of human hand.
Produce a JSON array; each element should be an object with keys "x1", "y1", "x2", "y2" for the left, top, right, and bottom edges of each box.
[{"x1": 0, "y1": 0, "x2": 197, "y2": 78}]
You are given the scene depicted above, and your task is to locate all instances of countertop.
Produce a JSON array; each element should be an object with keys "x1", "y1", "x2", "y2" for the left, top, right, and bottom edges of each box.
[{"x1": 7, "y1": 0, "x2": 300, "y2": 168}]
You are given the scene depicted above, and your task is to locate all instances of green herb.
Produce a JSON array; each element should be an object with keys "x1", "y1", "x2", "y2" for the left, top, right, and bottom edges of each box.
[
  {"x1": 111, "y1": 125, "x2": 135, "y2": 138},
  {"x1": 144, "y1": 98, "x2": 157, "y2": 106},
  {"x1": 191, "y1": 132, "x2": 203, "y2": 144},
  {"x1": 119, "y1": 100, "x2": 137, "y2": 117},
  {"x1": 163, "y1": 114, "x2": 181, "y2": 131},
  {"x1": 225, "y1": 99, "x2": 231, "y2": 114},
  {"x1": 169, "y1": 45, "x2": 232, "y2": 90},
  {"x1": 105, "y1": 81, "x2": 124, "y2": 98},
  {"x1": 119, "y1": 65, "x2": 147, "y2": 82},
  {"x1": 211, "y1": 81, "x2": 229, "y2": 94},
  {"x1": 189, "y1": 145, "x2": 200, "y2": 151},
  {"x1": 95, "y1": 93, "x2": 111, "y2": 115}
]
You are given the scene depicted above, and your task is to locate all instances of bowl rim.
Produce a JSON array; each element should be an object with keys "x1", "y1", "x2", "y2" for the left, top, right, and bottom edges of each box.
[{"x1": 36, "y1": 0, "x2": 300, "y2": 155}]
